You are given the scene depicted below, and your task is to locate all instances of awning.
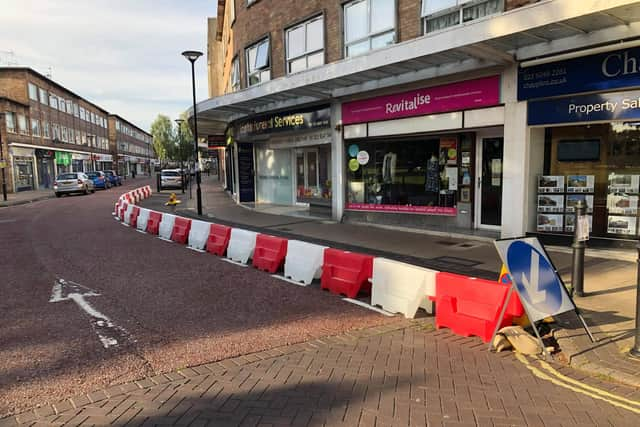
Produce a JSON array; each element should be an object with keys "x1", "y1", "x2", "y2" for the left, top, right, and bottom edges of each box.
[{"x1": 191, "y1": 0, "x2": 640, "y2": 135}]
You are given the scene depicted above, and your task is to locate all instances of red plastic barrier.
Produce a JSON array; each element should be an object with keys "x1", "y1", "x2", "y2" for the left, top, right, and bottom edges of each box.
[
  {"x1": 170, "y1": 217, "x2": 192, "y2": 244},
  {"x1": 129, "y1": 206, "x2": 141, "y2": 229},
  {"x1": 430, "y1": 272, "x2": 525, "y2": 342},
  {"x1": 321, "y1": 248, "x2": 374, "y2": 298},
  {"x1": 146, "y1": 211, "x2": 162, "y2": 235},
  {"x1": 118, "y1": 202, "x2": 128, "y2": 221},
  {"x1": 125, "y1": 193, "x2": 133, "y2": 204},
  {"x1": 206, "y1": 224, "x2": 231, "y2": 256},
  {"x1": 252, "y1": 234, "x2": 288, "y2": 273}
]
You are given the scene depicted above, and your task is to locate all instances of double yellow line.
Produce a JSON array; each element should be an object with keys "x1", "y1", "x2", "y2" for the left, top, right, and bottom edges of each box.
[{"x1": 515, "y1": 353, "x2": 640, "y2": 414}]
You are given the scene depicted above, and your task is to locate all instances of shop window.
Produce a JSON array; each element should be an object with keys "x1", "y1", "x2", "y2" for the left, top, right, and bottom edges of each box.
[
  {"x1": 537, "y1": 123, "x2": 640, "y2": 239},
  {"x1": 43, "y1": 121, "x2": 50, "y2": 139},
  {"x1": 230, "y1": 56, "x2": 240, "y2": 92},
  {"x1": 246, "y1": 38, "x2": 270, "y2": 86},
  {"x1": 286, "y1": 16, "x2": 324, "y2": 74},
  {"x1": 38, "y1": 88, "x2": 48, "y2": 105},
  {"x1": 344, "y1": 0, "x2": 395, "y2": 58},
  {"x1": 422, "y1": 0, "x2": 503, "y2": 34},
  {"x1": 31, "y1": 118, "x2": 40, "y2": 136},
  {"x1": 28, "y1": 83, "x2": 38, "y2": 101},
  {"x1": 17, "y1": 114, "x2": 28, "y2": 135},
  {"x1": 346, "y1": 136, "x2": 460, "y2": 214},
  {"x1": 5, "y1": 112, "x2": 16, "y2": 133},
  {"x1": 296, "y1": 146, "x2": 332, "y2": 205}
]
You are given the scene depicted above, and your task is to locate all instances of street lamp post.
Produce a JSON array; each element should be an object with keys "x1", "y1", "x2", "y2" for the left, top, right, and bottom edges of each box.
[
  {"x1": 181, "y1": 50, "x2": 203, "y2": 216},
  {"x1": 0, "y1": 113, "x2": 8, "y2": 201}
]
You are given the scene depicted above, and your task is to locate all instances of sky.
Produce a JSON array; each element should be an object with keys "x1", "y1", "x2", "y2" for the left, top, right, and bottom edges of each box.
[{"x1": 0, "y1": 0, "x2": 213, "y2": 131}]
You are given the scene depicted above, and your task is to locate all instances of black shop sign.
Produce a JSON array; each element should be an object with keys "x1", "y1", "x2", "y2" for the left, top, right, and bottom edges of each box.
[
  {"x1": 236, "y1": 106, "x2": 330, "y2": 138},
  {"x1": 35, "y1": 149, "x2": 54, "y2": 158}
]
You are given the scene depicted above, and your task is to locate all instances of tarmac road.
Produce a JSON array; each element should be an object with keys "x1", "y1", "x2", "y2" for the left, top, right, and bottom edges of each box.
[{"x1": 0, "y1": 179, "x2": 396, "y2": 417}]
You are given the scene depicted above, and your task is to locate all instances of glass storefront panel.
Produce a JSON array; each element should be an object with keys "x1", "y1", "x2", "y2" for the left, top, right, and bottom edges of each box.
[
  {"x1": 13, "y1": 157, "x2": 34, "y2": 192},
  {"x1": 538, "y1": 123, "x2": 640, "y2": 238},
  {"x1": 295, "y1": 145, "x2": 332, "y2": 205},
  {"x1": 256, "y1": 148, "x2": 293, "y2": 205},
  {"x1": 37, "y1": 157, "x2": 54, "y2": 189},
  {"x1": 346, "y1": 135, "x2": 463, "y2": 215}
]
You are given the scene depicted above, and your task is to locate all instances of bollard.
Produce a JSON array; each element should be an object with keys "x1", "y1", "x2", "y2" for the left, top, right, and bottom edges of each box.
[
  {"x1": 630, "y1": 239, "x2": 640, "y2": 358},
  {"x1": 571, "y1": 199, "x2": 587, "y2": 297},
  {"x1": 156, "y1": 173, "x2": 161, "y2": 193}
]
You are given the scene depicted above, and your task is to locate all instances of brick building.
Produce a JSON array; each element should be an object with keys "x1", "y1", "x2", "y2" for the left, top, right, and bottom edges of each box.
[
  {"x1": 108, "y1": 115, "x2": 153, "y2": 178},
  {"x1": 196, "y1": 0, "x2": 640, "y2": 244},
  {"x1": 0, "y1": 68, "x2": 152, "y2": 193}
]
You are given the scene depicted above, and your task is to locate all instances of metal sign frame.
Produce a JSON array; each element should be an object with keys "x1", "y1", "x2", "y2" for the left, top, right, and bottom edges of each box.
[{"x1": 489, "y1": 236, "x2": 594, "y2": 358}]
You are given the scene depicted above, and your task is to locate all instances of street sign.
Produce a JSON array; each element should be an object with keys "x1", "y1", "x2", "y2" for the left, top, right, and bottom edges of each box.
[{"x1": 495, "y1": 237, "x2": 575, "y2": 323}]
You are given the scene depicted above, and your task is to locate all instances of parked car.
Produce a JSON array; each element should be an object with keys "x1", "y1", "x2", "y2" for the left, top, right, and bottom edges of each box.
[
  {"x1": 160, "y1": 169, "x2": 183, "y2": 190},
  {"x1": 53, "y1": 172, "x2": 95, "y2": 197},
  {"x1": 86, "y1": 171, "x2": 111, "y2": 190},
  {"x1": 104, "y1": 170, "x2": 122, "y2": 187}
]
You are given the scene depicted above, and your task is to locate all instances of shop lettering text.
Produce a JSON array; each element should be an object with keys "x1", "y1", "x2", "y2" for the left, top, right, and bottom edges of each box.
[
  {"x1": 385, "y1": 94, "x2": 431, "y2": 114},
  {"x1": 236, "y1": 107, "x2": 330, "y2": 137},
  {"x1": 567, "y1": 97, "x2": 640, "y2": 117},
  {"x1": 601, "y1": 51, "x2": 640, "y2": 78}
]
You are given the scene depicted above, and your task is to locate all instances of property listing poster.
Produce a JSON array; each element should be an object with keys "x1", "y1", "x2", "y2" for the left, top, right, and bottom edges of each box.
[
  {"x1": 565, "y1": 214, "x2": 593, "y2": 233},
  {"x1": 566, "y1": 175, "x2": 595, "y2": 193},
  {"x1": 538, "y1": 175, "x2": 564, "y2": 193},
  {"x1": 607, "y1": 194, "x2": 639, "y2": 215},
  {"x1": 537, "y1": 214, "x2": 564, "y2": 232},
  {"x1": 608, "y1": 174, "x2": 640, "y2": 193},
  {"x1": 537, "y1": 195, "x2": 565, "y2": 213},
  {"x1": 607, "y1": 215, "x2": 638, "y2": 235},
  {"x1": 565, "y1": 194, "x2": 594, "y2": 213}
]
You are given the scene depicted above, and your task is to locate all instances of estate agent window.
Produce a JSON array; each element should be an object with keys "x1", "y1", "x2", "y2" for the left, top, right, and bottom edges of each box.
[
  {"x1": 286, "y1": 15, "x2": 324, "y2": 74},
  {"x1": 344, "y1": 0, "x2": 395, "y2": 57},
  {"x1": 246, "y1": 38, "x2": 270, "y2": 86},
  {"x1": 422, "y1": 0, "x2": 504, "y2": 33}
]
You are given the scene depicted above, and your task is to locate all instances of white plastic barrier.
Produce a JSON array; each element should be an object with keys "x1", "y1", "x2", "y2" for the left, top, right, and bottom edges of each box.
[
  {"x1": 118, "y1": 202, "x2": 129, "y2": 221},
  {"x1": 371, "y1": 258, "x2": 437, "y2": 318},
  {"x1": 226, "y1": 228, "x2": 257, "y2": 264},
  {"x1": 123, "y1": 204, "x2": 135, "y2": 225},
  {"x1": 188, "y1": 220, "x2": 211, "y2": 250},
  {"x1": 283, "y1": 240, "x2": 327, "y2": 285},
  {"x1": 136, "y1": 208, "x2": 151, "y2": 232},
  {"x1": 158, "y1": 213, "x2": 176, "y2": 240}
]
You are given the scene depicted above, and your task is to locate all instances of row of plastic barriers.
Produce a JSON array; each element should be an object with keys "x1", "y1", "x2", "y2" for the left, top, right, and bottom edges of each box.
[{"x1": 114, "y1": 187, "x2": 524, "y2": 342}]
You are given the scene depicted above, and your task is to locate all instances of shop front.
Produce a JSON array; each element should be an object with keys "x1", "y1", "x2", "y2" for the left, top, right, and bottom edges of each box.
[
  {"x1": 71, "y1": 153, "x2": 89, "y2": 173},
  {"x1": 233, "y1": 105, "x2": 332, "y2": 210},
  {"x1": 520, "y1": 45, "x2": 640, "y2": 242},
  {"x1": 10, "y1": 146, "x2": 35, "y2": 192},
  {"x1": 94, "y1": 153, "x2": 113, "y2": 171},
  {"x1": 341, "y1": 75, "x2": 505, "y2": 232},
  {"x1": 55, "y1": 151, "x2": 72, "y2": 175},
  {"x1": 35, "y1": 149, "x2": 55, "y2": 190}
]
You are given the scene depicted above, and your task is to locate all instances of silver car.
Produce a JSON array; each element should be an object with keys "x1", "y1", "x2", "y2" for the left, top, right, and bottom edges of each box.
[
  {"x1": 53, "y1": 172, "x2": 95, "y2": 197},
  {"x1": 160, "y1": 169, "x2": 183, "y2": 190}
]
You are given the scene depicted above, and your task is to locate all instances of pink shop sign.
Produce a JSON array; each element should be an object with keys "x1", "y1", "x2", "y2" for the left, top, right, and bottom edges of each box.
[
  {"x1": 342, "y1": 75, "x2": 501, "y2": 125},
  {"x1": 346, "y1": 203, "x2": 457, "y2": 216}
]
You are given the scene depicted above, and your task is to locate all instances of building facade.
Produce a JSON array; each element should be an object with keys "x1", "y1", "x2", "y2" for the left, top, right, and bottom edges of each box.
[
  {"x1": 108, "y1": 115, "x2": 153, "y2": 178},
  {"x1": 196, "y1": 0, "x2": 640, "y2": 245},
  {"x1": 0, "y1": 68, "x2": 153, "y2": 193}
]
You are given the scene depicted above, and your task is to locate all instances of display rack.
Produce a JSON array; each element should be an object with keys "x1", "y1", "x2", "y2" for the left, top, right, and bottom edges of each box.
[{"x1": 606, "y1": 173, "x2": 640, "y2": 236}]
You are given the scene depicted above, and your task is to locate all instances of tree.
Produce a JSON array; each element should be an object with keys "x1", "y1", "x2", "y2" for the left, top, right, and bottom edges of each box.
[
  {"x1": 150, "y1": 114, "x2": 174, "y2": 168},
  {"x1": 174, "y1": 113, "x2": 194, "y2": 165}
]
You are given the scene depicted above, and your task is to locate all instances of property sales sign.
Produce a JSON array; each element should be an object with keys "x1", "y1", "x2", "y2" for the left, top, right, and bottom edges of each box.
[{"x1": 341, "y1": 76, "x2": 501, "y2": 125}]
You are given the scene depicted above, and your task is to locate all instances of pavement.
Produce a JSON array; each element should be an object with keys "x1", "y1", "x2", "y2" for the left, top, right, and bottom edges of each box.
[
  {"x1": 2, "y1": 176, "x2": 639, "y2": 426},
  {"x1": 145, "y1": 176, "x2": 640, "y2": 389},
  {"x1": 0, "y1": 189, "x2": 54, "y2": 207}
]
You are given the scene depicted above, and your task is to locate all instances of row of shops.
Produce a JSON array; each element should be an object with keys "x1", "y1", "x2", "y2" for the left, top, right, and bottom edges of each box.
[
  {"x1": 214, "y1": 44, "x2": 640, "y2": 244},
  {"x1": 6, "y1": 144, "x2": 148, "y2": 192}
]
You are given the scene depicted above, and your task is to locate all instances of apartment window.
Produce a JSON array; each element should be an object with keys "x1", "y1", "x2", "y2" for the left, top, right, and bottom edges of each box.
[
  {"x1": 69, "y1": 128, "x2": 74, "y2": 143},
  {"x1": 344, "y1": 0, "x2": 395, "y2": 57},
  {"x1": 422, "y1": 0, "x2": 503, "y2": 33},
  {"x1": 81, "y1": 131, "x2": 87, "y2": 145},
  {"x1": 230, "y1": 56, "x2": 240, "y2": 91},
  {"x1": 17, "y1": 114, "x2": 28, "y2": 135},
  {"x1": 5, "y1": 112, "x2": 16, "y2": 133},
  {"x1": 39, "y1": 88, "x2": 48, "y2": 105},
  {"x1": 28, "y1": 83, "x2": 39, "y2": 101},
  {"x1": 245, "y1": 38, "x2": 270, "y2": 86},
  {"x1": 91, "y1": 112, "x2": 95, "y2": 124},
  {"x1": 230, "y1": 0, "x2": 236, "y2": 22},
  {"x1": 75, "y1": 129, "x2": 81, "y2": 144},
  {"x1": 73, "y1": 103, "x2": 79, "y2": 117},
  {"x1": 61, "y1": 126, "x2": 68, "y2": 142},
  {"x1": 66, "y1": 100, "x2": 72, "y2": 114},
  {"x1": 79, "y1": 107, "x2": 85, "y2": 121},
  {"x1": 52, "y1": 124, "x2": 60, "y2": 140},
  {"x1": 286, "y1": 16, "x2": 324, "y2": 74},
  {"x1": 31, "y1": 118, "x2": 41, "y2": 136},
  {"x1": 116, "y1": 121, "x2": 120, "y2": 131},
  {"x1": 59, "y1": 98, "x2": 66, "y2": 113},
  {"x1": 50, "y1": 95, "x2": 58, "y2": 109},
  {"x1": 43, "y1": 121, "x2": 50, "y2": 138}
]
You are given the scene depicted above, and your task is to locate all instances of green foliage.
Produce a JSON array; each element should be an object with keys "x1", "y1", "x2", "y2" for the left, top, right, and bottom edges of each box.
[
  {"x1": 173, "y1": 113, "x2": 194, "y2": 163},
  {"x1": 150, "y1": 115, "x2": 174, "y2": 165}
]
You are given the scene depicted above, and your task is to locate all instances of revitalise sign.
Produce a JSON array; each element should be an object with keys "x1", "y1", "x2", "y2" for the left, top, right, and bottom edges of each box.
[{"x1": 518, "y1": 46, "x2": 640, "y2": 101}]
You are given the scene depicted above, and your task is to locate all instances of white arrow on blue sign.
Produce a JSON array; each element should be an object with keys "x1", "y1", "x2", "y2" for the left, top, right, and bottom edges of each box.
[{"x1": 495, "y1": 237, "x2": 575, "y2": 323}]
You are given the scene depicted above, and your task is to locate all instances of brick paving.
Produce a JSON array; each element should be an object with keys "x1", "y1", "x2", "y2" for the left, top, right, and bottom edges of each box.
[{"x1": 6, "y1": 320, "x2": 639, "y2": 427}]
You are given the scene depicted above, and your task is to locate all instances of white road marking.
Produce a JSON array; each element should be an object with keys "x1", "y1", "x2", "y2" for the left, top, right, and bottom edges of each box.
[
  {"x1": 158, "y1": 237, "x2": 173, "y2": 242},
  {"x1": 342, "y1": 298, "x2": 396, "y2": 316},
  {"x1": 50, "y1": 278, "x2": 130, "y2": 349},
  {"x1": 186, "y1": 247, "x2": 206, "y2": 253}
]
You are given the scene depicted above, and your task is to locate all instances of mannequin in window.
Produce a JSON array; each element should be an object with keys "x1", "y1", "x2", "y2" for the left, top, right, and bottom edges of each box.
[
  {"x1": 425, "y1": 153, "x2": 440, "y2": 193},
  {"x1": 382, "y1": 152, "x2": 396, "y2": 184}
]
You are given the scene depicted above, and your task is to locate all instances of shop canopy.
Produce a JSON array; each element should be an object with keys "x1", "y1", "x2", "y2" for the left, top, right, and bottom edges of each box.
[{"x1": 190, "y1": 0, "x2": 640, "y2": 136}]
